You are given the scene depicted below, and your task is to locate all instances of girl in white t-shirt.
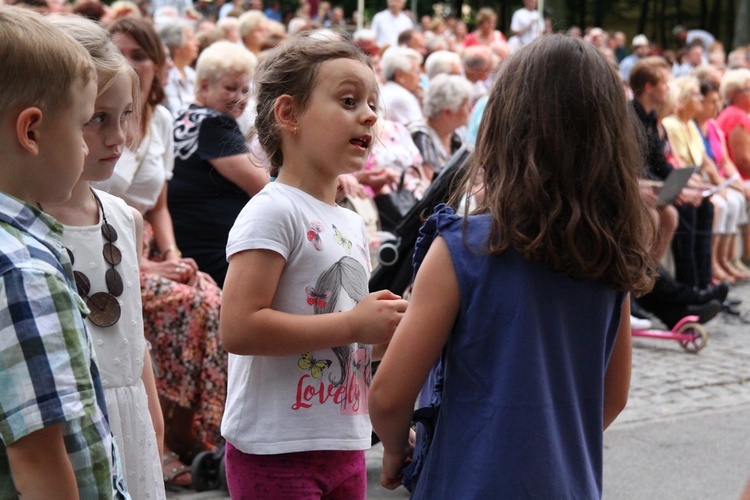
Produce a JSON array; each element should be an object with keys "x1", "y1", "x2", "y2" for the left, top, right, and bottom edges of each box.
[{"x1": 221, "y1": 33, "x2": 409, "y2": 498}]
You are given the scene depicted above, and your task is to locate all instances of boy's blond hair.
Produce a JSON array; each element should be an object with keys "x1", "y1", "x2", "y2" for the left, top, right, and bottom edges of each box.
[{"x1": 0, "y1": 7, "x2": 95, "y2": 118}]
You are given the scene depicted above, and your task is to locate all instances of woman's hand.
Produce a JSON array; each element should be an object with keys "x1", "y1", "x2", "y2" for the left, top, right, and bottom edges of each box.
[
  {"x1": 336, "y1": 174, "x2": 366, "y2": 202},
  {"x1": 141, "y1": 257, "x2": 198, "y2": 285},
  {"x1": 357, "y1": 167, "x2": 400, "y2": 193}
]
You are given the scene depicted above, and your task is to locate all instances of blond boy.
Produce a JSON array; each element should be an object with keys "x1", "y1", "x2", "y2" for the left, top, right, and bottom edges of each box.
[{"x1": 0, "y1": 7, "x2": 128, "y2": 498}]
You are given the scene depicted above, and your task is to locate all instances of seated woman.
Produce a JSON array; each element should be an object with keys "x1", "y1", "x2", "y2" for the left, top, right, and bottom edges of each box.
[
  {"x1": 462, "y1": 7, "x2": 507, "y2": 47},
  {"x1": 170, "y1": 41, "x2": 268, "y2": 287},
  {"x1": 694, "y1": 78, "x2": 750, "y2": 281},
  {"x1": 409, "y1": 73, "x2": 474, "y2": 181},
  {"x1": 157, "y1": 18, "x2": 199, "y2": 117},
  {"x1": 716, "y1": 68, "x2": 750, "y2": 269},
  {"x1": 96, "y1": 17, "x2": 225, "y2": 487},
  {"x1": 663, "y1": 76, "x2": 744, "y2": 285}
]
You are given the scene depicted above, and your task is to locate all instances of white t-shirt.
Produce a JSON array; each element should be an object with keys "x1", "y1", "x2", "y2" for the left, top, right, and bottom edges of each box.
[
  {"x1": 222, "y1": 182, "x2": 374, "y2": 455},
  {"x1": 381, "y1": 80, "x2": 423, "y2": 127},
  {"x1": 509, "y1": 7, "x2": 542, "y2": 50},
  {"x1": 370, "y1": 9, "x2": 413, "y2": 48},
  {"x1": 93, "y1": 105, "x2": 174, "y2": 215}
]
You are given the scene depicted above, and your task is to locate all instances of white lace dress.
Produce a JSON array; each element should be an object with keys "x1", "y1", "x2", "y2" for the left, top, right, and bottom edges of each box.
[{"x1": 62, "y1": 190, "x2": 165, "y2": 499}]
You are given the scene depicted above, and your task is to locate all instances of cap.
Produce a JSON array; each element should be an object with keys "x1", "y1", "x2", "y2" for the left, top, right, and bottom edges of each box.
[
  {"x1": 632, "y1": 34, "x2": 649, "y2": 47},
  {"x1": 672, "y1": 25, "x2": 686, "y2": 36}
]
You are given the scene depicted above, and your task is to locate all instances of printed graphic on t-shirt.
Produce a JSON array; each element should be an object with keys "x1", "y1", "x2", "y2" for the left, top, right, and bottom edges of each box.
[
  {"x1": 292, "y1": 249, "x2": 370, "y2": 415},
  {"x1": 307, "y1": 221, "x2": 325, "y2": 251},
  {"x1": 174, "y1": 107, "x2": 219, "y2": 160}
]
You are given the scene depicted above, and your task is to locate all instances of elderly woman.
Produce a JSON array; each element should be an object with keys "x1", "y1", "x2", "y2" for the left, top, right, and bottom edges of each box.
[
  {"x1": 170, "y1": 41, "x2": 268, "y2": 288},
  {"x1": 238, "y1": 9, "x2": 270, "y2": 55},
  {"x1": 663, "y1": 76, "x2": 746, "y2": 283},
  {"x1": 158, "y1": 18, "x2": 199, "y2": 117},
  {"x1": 424, "y1": 49, "x2": 463, "y2": 80},
  {"x1": 693, "y1": 79, "x2": 750, "y2": 281},
  {"x1": 409, "y1": 73, "x2": 473, "y2": 181},
  {"x1": 716, "y1": 68, "x2": 750, "y2": 268},
  {"x1": 463, "y1": 7, "x2": 506, "y2": 47},
  {"x1": 380, "y1": 46, "x2": 424, "y2": 127}
]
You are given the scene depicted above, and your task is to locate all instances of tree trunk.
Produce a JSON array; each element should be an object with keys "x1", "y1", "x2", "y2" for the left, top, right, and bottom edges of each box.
[
  {"x1": 734, "y1": 0, "x2": 750, "y2": 48},
  {"x1": 638, "y1": 0, "x2": 650, "y2": 36}
]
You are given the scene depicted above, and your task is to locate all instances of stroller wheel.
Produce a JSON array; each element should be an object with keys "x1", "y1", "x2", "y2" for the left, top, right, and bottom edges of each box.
[{"x1": 191, "y1": 450, "x2": 222, "y2": 492}]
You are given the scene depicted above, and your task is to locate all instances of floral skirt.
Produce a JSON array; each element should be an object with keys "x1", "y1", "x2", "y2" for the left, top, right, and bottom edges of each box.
[{"x1": 141, "y1": 222, "x2": 225, "y2": 448}]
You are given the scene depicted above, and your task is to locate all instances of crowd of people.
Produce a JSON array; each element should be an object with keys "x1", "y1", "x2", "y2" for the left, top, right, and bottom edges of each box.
[{"x1": 2, "y1": 0, "x2": 750, "y2": 497}]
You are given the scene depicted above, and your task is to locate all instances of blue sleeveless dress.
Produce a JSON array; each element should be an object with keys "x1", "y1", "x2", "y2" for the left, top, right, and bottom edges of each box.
[{"x1": 409, "y1": 206, "x2": 625, "y2": 499}]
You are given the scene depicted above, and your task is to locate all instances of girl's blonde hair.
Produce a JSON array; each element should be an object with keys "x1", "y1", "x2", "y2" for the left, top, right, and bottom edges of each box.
[
  {"x1": 457, "y1": 34, "x2": 655, "y2": 294},
  {"x1": 50, "y1": 16, "x2": 141, "y2": 145}
]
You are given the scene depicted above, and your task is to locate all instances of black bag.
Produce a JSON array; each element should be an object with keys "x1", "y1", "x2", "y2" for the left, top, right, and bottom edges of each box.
[
  {"x1": 369, "y1": 146, "x2": 471, "y2": 295},
  {"x1": 373, "y1": 169, "x2": 418, "y2": 234}
]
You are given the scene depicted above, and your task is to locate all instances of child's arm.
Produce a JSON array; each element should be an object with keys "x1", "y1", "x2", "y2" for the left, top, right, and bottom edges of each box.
[
  {"x1": 220, "y1": 248, "x2": 408, "y2": 356},
  {"x1": 132, "y1": 207, "x2": 164, "y2": 455},
  {"x1": 603, "y1": 298, "x2": 632, "y2": 430},
  {"x1": 6, "y1": 424, "x2": 78, "y2": 498},
  {"x1": 131, "y1": 206, "x2": 144, "y2": 268},
  {"x1": 368, "y1": 237, "x2": 459, "y2": 490},
  {"x1": 142, "y1": 347, "x2": 164, "y2": 458}
]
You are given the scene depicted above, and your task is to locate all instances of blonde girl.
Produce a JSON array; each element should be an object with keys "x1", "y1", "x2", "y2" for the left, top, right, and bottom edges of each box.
[{"x1": 47, "y1": 16, "x2": 165, "y2": 499}]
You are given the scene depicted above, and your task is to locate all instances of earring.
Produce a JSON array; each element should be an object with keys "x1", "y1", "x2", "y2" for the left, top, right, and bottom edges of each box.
[{"x1": 293, "y1": 126, "x2": 298, "y2": 135}]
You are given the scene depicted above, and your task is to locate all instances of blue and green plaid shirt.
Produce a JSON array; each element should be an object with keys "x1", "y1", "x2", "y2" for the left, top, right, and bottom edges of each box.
[{"x1": 0, "y1": 192, "x2": 128, "y2": 499}]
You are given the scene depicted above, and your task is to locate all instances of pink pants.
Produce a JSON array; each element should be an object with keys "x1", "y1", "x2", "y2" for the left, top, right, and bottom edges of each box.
[{"x1": 225, "y1": 442, "x2": 367, "y2": 499}]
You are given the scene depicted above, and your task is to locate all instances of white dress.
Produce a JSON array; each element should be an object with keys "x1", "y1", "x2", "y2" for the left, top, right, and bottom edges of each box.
[{"x1": 62, "y1": 190, "x2": 166, "y2": 499}]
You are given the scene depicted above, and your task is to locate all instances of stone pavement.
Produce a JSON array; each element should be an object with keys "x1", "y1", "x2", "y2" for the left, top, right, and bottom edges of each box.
[
  {"x1": 620, "y1": 279, "x2": 750, "y2": 426},
  {"x1": 168, "y1": 281, "x2": 750, "y2": 499}
]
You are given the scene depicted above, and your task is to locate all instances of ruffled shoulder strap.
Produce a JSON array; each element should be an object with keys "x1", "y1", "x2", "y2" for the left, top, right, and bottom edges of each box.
[{"x1": 412, "y1": 203, "x2": 461, "y2": 279}]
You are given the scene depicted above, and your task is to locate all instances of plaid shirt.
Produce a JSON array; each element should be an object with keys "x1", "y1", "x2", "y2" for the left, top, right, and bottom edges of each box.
[{"x1": 0, "y1": 193, "x2": 128, "y2": 499}]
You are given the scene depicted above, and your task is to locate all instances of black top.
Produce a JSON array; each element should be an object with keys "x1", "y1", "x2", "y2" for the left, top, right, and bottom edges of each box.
[
  {"x1": 631, "y1": 98, "x2": 674, "y2": 181},
  {"x1": 170, "y1": 104, "x2": 249, "y2": 287}
]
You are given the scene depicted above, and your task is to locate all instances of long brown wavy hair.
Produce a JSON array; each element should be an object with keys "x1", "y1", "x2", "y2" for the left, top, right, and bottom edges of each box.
[{"x1": 457, "y1": 34, "x2": 655, "y2": 294}]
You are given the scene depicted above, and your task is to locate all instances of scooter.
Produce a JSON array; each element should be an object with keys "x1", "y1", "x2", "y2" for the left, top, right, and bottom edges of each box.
[{"x1": 631, "y1": 315, "x2": 708, "y2": 353}]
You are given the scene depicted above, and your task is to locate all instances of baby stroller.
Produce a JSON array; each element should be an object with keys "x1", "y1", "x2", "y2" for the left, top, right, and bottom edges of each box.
[{"x1": 369, "y1": 146, "x2": 471, "y2": 295}]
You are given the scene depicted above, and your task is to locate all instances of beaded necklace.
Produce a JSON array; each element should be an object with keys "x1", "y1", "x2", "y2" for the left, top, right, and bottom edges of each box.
[{"x1": 67, "y1": 188, "x2": 124, "y2": 327}]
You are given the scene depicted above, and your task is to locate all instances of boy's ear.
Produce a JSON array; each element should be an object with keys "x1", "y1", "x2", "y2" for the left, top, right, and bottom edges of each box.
[
  {"x1": 16, "y1": 107, "x2": 43, "y2": 156},
  {"x1": 273, "y1": 94, "x2": 298, "y2": 134}
]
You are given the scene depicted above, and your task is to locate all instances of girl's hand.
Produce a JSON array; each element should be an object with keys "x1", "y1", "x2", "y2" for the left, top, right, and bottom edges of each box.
[
  {"x1": 348, "y1": 290, "x2": 408, "y2": 345},
  {"x1": 381, "y1": 441, "x2": 413, "y2": 490}
]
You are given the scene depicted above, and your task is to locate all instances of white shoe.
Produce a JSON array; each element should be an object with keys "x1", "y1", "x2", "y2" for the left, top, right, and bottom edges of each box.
[{"x1": 630, "y1": 315, "x2": 652, "y2": 331}]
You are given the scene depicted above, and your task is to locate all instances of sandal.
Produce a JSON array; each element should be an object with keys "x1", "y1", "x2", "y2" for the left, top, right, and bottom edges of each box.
[{"x1": 162, "y1": 451, "x2": 192, "y2": 489}]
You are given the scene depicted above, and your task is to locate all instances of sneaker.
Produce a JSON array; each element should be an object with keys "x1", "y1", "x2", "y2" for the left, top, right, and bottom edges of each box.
[{"x1": 630, "y1": 315, "x2": 652, "y2": 330}]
